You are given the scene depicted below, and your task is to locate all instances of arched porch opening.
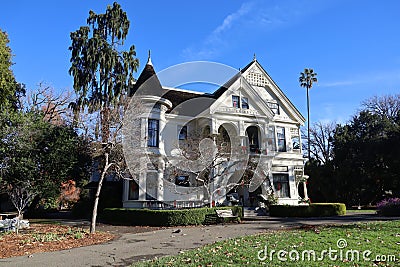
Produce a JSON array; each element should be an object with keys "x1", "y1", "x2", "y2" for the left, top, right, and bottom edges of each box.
[
  {"x1": 246, "y1": 126, "x2": 261, "y2": 153},
  {"x1": 216, "y1": 123, "x2": 239, "y2": 154}
]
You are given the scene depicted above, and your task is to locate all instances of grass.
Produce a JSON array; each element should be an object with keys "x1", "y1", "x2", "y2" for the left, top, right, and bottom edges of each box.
[
  {"x1": 28, "y1": 219, "x2": 62, "y2": 225},
  {"x1": 347, "y1": 209, "x2": 377, "y2": 214},
  {"x1": 20, "y1": 227, "x2": 86, "y2": 244},
  {"x1": 133, "y1": 221, "x2": 400, "y2": 267}
]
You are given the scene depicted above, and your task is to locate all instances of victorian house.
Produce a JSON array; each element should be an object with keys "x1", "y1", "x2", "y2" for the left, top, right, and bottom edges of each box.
[{"x1": 122, "y1": 55, "x2": 308, "y2": 209}]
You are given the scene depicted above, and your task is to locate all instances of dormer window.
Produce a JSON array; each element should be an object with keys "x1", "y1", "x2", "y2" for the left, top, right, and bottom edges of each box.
[
  {"x1": 241, "y1": 97, "x2": 249, "y2": 109},
  {"x1": 232, "y1": 95, "x2": 240, "y2": 108}
]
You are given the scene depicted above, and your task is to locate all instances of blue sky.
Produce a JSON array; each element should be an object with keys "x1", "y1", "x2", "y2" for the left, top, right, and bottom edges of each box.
[{"x1": 2, "y1": 0, "x2": 400, "y2": 124}]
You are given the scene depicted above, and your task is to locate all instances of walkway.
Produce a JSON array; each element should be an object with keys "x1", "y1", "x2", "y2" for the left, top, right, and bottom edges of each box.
[{"x1": 0, "y1": 213, "x2": 398, "y2": 267}]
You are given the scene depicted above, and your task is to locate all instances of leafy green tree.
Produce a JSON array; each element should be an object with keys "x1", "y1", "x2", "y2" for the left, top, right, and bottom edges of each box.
[
  {"x1": 307, "y1": 95, "x2": 400, "y2": 205},
  {"x1": 333, "y1": 109, "x2": 400, "y2": 206},
  {"x1": 299, "y1": 68, "x2": 318, "y2": 160},
  {"x1": 69, "y1": 2, "x2": 139, "y2": 233},
  {"x1": 0, "y1": 29, "x2": 26, "y2": 111},
  {"x1": 0, "y1": 110, "x2": 91, "y2": 213}
]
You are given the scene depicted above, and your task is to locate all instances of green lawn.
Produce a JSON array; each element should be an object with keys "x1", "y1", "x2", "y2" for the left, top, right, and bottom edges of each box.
[
  {"x1": 347, "y1": 209, "x2": 377, "y2": 214},
  {"x1": 133, "y1": 221, "x2": 400, "y2": 267}
]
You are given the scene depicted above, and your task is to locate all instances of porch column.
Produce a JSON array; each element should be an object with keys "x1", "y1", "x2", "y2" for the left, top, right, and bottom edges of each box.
[
  {"x1": 138, "y1": 171, "x2": 147, "y2": 201},
  {"x1": 157, "y1": 160, "x2": 165, "y2": 201},
  {"x1": 302, "y1": 175, "x2": 309, "y2": 200}
]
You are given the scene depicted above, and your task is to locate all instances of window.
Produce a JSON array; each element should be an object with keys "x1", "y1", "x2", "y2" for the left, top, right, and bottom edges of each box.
[
  {"x1": 178, "y1": 125, "x2": 187, "y2": 140},
  {"x1": 292, "y1": 136, "x2": 300, "y2": 150},
  {"x1": 267, "y1": 126, "x2": 276, "y2": 153},
  {"x1": 175, "y1": 175, "x2": 189, "y2": 187},
  {"x1": 146, "y1": 172, "x2": 157, "y2": 200},
  {"x1": 232, "y1": 95, "x2": 240, "y2": 108},
  {"x1": 290, "y1": 128, "x2": 300, "y2": 150},
  {"x1": 128, "y1": 180, "x2": 139, "y2": 200},
  {"x1": 273, "y1": 174, "x2": 290, "y2": 198},
  {"x1": 241, "y1": 97, "x2": 249, "y2": 109},
  {"x1": 147, "y1": 119, "x2": 159, "y2": 147},
  {"x1": 277, "y1": 127, "x2": 286, "y2": 152},
  {"x1": 268, "y1": 102, "x2": 280, "y2": 115},
  {"x1": 246, "y1": 126, "x2": 259, "y2": 153},
  {"x1": 202, "y1": 126, "x2": 211, "y2": 138}
]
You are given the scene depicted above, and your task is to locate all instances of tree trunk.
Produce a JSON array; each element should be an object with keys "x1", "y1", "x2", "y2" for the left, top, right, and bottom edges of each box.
[
  {"x1": 307, "y1": 86, "x2": 311, "y2": 160},
  {"x1": 90, "y1": 152, "x2": 109, "y2": 234},
  {"x1": 208, "y1": 184, "x2": 213, "y2": 208},
  {"x1": 15, "y1": 210, "x2": 22, "y2": 235},
  {"x1": 101, "y1": 108, "x2": 110, "y2": 144}
]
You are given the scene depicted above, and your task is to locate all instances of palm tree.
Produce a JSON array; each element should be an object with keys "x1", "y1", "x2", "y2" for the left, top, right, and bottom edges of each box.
[{"x1": 299, "y1": 68, "x2": 318, "y2": 160}]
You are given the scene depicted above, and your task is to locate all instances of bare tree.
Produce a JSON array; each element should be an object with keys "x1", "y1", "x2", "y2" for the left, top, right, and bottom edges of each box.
[
  {"x1": 166, "y1": 129, "x2": 273, "y2": 207},
  {"x1": 302, "y1": 121, "x2": 335, "y2": 164},
  {"x1": 26, "y1": 83, "x2": 73, "y2": 125},
  {"x1": 7, "y1": 184, "x2": 36, "y2": 234},
  {"x1": 75, "y1": 96, "x2": 144, "y2": 233},
  {"x1": 361, "y1": 94, "x2": 400, "y2": 121}
]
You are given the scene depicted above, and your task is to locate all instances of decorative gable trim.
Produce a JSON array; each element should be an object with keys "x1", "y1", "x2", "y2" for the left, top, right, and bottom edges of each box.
[
  {"x1": 242, "y1": 61, "x2": 306, "y2": 125},
  {"x1": 210, "y1": 75, "x2": 275, "y2": 119}
]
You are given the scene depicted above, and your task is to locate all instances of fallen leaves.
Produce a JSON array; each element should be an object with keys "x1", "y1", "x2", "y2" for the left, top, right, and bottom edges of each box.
[{"x1": 0, "y1": 224, "x2": 114, "y2": 259}]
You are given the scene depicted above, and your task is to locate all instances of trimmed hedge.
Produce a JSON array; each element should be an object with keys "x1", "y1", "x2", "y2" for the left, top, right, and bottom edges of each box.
[
  {"x1": 100, "y1": 206, "x2": 242, "y2": 226},
  {"x1": 269, "y1": 203, "x2": 346, "y2": 217},
  {"x1": 377, "y1": 198, "x2": 400, "y2": 216},
  {"x1": 378, "y1": 207, "x2": 400, "y2": 216}
]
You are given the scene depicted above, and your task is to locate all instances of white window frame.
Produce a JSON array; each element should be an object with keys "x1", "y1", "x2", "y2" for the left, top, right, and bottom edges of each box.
[
  {"x1": 273, "y1": 173, "x2": 290, "y2": 198},
  {"x1": 232, "y1": 95, "x2": 240, "y2": 108},
  {"x1": 277, "y1": 126, "x2": 286, "y2": 152},
  {"x1": 147, "y1": 119, "x2": 159, "y2": 147}
]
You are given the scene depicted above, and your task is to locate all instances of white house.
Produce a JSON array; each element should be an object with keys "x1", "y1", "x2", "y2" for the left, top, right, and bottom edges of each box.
[{"x1": 121, "y1": 55, "x2": 309, "y2": 209}]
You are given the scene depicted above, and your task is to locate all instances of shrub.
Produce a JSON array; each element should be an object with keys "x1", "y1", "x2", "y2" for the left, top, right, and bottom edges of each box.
[
  {"x1": 269, "y1": 203, "x2": 346, "y2": 217},
  {"x1": 377, "y1": 198, "x2": 400, "y2": 216},
  {"x1": 100, "y1": 206, "x2": 243, "y2": 226}
]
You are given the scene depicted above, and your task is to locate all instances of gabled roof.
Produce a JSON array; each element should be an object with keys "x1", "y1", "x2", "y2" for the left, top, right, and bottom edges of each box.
[
  {"x1": 212, "y1": 60, "x2": 253, "y2": 98},
  {"x1": 209, "y1": 74, "x2": 275, "y2": 119},
  {"x1": 243, "y1": 59, "x2": 306, "y2": 123},
  {"x1": 131, "y1": 55, "x2": 305, "y2": 123}
]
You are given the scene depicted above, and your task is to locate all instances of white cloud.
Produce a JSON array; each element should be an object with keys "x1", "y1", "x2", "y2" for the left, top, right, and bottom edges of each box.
[
  {"x1": 213, "y1": 2, "x2": 253, "y2": 35},
  {"x1": 318, "y1": 69, "x2": 400, "y2": 88},
  {"x1": 182, "y1": 2, "x2": 254, "y2": 60},
  {"x1": 181, "y1": 0, "x2": 319, "y2": 61}
]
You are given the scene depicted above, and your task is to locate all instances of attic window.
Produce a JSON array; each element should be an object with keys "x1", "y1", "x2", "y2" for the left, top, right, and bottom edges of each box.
[
  {"x1": 267, "y1": 102, "x2": 280, "y2": 115},
  {"x1": 232, "y1": 95, "x2": 240, "y2": 108},
  {"x1": 241, "y1": 97, "x2": 249, "y2": 109}
]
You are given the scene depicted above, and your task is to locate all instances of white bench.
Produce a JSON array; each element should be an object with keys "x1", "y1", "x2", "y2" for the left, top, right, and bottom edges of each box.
[
  {"x1": 0, "y1": 212, "x2": 18, "y2": 220},
  {"x1": 215, "y1": 209, "x2": 238, "y2": 223}
]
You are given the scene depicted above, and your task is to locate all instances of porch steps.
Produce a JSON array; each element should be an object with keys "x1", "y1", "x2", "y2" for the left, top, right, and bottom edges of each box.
[{"x1": 242, "y1": 207, "x2": 268, "y2": 220}]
